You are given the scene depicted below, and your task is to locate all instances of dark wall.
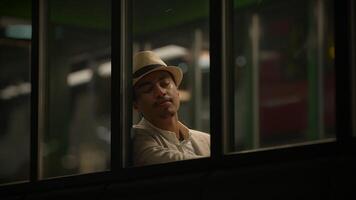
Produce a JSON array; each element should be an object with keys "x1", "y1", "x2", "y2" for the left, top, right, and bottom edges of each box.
[{"x1": 2, "y1": 154, "x2": 355, "y2": 200}]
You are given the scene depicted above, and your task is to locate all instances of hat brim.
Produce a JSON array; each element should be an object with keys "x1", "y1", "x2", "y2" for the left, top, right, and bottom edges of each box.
[{"x1": 133, "y1": 65, "x2": 183, "y2": 87}]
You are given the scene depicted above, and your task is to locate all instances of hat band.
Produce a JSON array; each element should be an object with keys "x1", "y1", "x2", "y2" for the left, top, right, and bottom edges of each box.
[{"x1": 133, "y1": 64, "x2": 163, "y2": 79}]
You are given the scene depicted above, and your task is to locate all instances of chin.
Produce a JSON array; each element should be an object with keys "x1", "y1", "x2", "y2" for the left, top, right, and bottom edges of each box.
[{"x1": 158, "y1": 110, "x2": 176, "y2": 118}]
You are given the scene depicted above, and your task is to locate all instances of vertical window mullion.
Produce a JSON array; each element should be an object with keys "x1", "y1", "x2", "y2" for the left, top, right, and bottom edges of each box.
[
  {"x1": 111, "y1": 0, "x2": 120, "y2": 173},
  {"x1": 113, "y1": 0, "x2": 133, "y2": 170},
  {"x1": 223, "y1": 0, "x2": 235, "y2": 153},
  {"x1": 30, "y1": 0, "x2": 39, "y2": 182},
  {"x1": 31, "y1": 0, "x2": 48, "y2": 182},
  {"x1": 30, "y1": 0, "x2": 40, "y2": 182},
  {"x1": 335, "y1": 0, "x2": 353, "y2": 144},
  {"x1": 36, "y1": 0, "x2": 48, "y2": 180},
  {"x1": 112, "y1": 0, "x2": 132, "y2": 171},
  {"x1": 352, "y1": 1, "x2": 356, "y2": 136},
  {"x1": 121, "y1": 0, "x2": 133, "y2": 168},
  {"x1": 210, "y1": 0, "x2": 223, "y2": 160}
]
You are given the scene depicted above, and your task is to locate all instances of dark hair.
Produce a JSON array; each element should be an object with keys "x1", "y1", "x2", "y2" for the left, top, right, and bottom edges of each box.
[{"x1": 133, "y1": 89, "x2": 137, "y2": 101}]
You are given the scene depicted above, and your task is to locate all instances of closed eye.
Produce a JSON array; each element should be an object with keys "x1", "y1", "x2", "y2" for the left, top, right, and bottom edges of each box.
[
  {"x1": 136, "y1": 82, "x2": 154, "y2": 93},
  {"x1": 159, "y1": 78, "x2": 170, "y2": 88}
]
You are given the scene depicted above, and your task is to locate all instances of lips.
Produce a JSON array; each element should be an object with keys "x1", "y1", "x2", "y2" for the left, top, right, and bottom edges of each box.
[
  {"x1": 159, "y1": 99, "x2": 171, "y2": 105},
  {"x1": 155, "y1": 98, "x2": 172, "y2": 106}
]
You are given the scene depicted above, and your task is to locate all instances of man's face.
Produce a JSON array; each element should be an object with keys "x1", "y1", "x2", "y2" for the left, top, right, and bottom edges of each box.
[{"x1": 134, "y1": 70, "x2": 180, "y2": 121}]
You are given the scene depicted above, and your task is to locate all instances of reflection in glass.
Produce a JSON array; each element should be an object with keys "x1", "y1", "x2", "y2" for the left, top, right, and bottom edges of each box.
[
  {"x1": 40, "y1": 0, "x2": 111, "y2": 178},
  {"x1": 0, "y1": 0, "x2": 31, "y2": 184},
  {"x1": 130, "y1": 0, "x2": 210, "y2": 166},
  {"x1": 230, "y1": 0, "x2": 335, "y2": 152}
]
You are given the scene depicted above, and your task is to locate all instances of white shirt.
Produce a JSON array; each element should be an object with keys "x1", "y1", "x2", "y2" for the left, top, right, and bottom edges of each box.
[{"x1": 132, "y1": 118, "x2": 210, "y2": 166}]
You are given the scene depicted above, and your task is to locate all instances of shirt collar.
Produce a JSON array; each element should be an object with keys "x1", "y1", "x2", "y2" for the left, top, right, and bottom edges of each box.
[{"x1": 138, "y1": 118, "x2": 191, "y2": 141}]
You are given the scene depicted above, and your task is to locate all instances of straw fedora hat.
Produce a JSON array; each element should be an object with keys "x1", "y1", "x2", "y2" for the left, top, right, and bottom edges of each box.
[{"x1": 133, "y1": 51, "x2": 183, "y2": 87}]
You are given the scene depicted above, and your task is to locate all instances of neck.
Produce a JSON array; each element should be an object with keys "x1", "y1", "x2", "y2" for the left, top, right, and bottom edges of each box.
[{"x1": 147, "y1": 114, "x2": 180, "y2": 138}]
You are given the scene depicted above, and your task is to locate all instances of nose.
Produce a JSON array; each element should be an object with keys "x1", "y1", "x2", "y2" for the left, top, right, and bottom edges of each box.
[{"x1": 153, "y1": 83, "x2": 166, "y2": 97}]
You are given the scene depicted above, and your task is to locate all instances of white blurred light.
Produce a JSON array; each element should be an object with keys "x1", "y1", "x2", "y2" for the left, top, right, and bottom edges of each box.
[
  {"x1": 153, "y1": 45, "x2": 188, "y2": 60},
  {"x1": 179, "y1": 90, "x2": 191, "y2": 102},
  {"x1": 98, "y1": 62, "x2": 111, "y2": 77},
  {"x1": 198, "y1": 52, "x2": 210, "y2": 69},
  {"x1": 1, "y1": 86, "x2": 18, "y2": 100},
  {"x1": 18, "y1": 82, "x2": 31, "y2": 93},
  {"x1": 67, "y1": 69, "x2": 93, "y2": 86},
  {"x1": 0, "y1": 82, "x2": 31, "y2": 100},
  {"x1": 0, "y1": 45, "x2": 203, "y2": 100}
]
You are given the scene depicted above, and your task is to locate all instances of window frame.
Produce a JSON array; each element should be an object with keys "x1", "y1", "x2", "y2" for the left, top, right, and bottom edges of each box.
[
  {"x1": 0, "y1": 0, "x2": 355, "y2": 196},
  {"x1": 351, "y1": 0, "x2": 356, "y2": 138}
]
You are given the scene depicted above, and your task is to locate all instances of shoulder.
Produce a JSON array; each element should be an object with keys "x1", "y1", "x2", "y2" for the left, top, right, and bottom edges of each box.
[
  {"x1": 189, "y1": 129, "x2": 210, "y2": 151},
  {"x1": 189, "y1": 129, "x2": 210, "y2": 142},
  {"x1": 132, "y1": 127, "x2": 154, "y2": 139},
  {"x1": 190, "y1": 129, "x2": 210, "y2": 137},
  {"x1": 132, "y1": 127, "x2": 164, "y2": 150}
]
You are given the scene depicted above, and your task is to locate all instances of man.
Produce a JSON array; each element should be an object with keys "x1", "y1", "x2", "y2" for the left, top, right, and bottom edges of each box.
[{"x1": 132, "y1": 51, "x2": 210, "y2": 166}]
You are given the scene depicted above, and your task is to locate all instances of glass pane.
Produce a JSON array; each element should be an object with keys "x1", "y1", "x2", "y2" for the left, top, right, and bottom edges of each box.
[
  {"x1": 40, "y1": 0, "x2": 111, "y2": 178},
  {"x1": 0, "y1": 0, "x2": 31, "y2": 184},
  {"x1": 229, "y1": 0, "x2": 335, "y2": 152},
  {"x1": 130, "y1": 0, "x2": 210, "y2": 167}
]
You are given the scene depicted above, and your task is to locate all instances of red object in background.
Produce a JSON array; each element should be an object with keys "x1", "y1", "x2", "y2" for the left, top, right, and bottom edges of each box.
[
  {"x1": 259, "y1": 70, "x2": 335, "y2": 136},
  {"x1": 260, "y1": 81, "x2": 308, "y2": 136},
  {"x1": 257, "y1": 50, "x2": 335, "y2": 136}
]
